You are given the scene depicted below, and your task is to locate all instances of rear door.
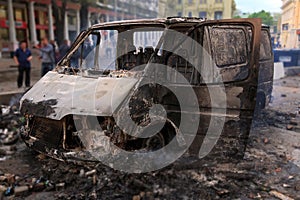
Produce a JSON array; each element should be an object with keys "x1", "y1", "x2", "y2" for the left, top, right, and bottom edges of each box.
[
  {"x1": 196, "y1": 18, "x2": 262, "y2": 110},
  {"x1": 188, "y1": 18, "x2": 262, "y2": 158}
]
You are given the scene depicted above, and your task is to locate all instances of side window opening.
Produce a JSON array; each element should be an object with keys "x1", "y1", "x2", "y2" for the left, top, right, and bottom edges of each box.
[
  {"x1": 210, "y1": 27, "x2": 248, "y2": 68},
  {"x1": 260, "y1": 29, "x2": 272, "y2": 61},
  {"x1": 200, "y1": 25, "x2": 252, "y2": 84}
]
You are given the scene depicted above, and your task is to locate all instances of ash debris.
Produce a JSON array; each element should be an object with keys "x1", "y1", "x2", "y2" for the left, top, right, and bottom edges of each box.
[{"x1": 0, "y1": 105, "x2": 21, "y2": 159}]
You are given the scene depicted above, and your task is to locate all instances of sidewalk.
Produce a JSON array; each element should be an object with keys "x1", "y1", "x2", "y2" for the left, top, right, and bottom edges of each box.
[{"x1": 0, "y1": 51, "x2": 41, "y2": 93}]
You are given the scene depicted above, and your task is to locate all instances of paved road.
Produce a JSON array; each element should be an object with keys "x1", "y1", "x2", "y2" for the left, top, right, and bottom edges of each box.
[{"x1": 0, "y1": 50, "x2": 42, "y2": 93}]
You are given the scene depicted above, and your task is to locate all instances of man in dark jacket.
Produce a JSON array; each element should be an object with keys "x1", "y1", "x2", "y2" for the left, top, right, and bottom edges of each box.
[{"x1": 13, "y1": 40, "x2": 32, "y2": 88}]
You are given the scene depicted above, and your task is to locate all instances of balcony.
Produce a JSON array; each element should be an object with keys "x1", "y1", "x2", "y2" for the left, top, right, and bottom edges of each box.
[
  {"x1": 184, "y1": 0, "x2": 195, "y2": 6},
  {"x1": 176, "y1": 4, "x2": 183, "y2": 10},
  {"x1": 198, "y1": 3, "x2": 208, "y2": 9},
  {"x1": 281, "y1": 0, "x2": 293, "y2": 9}
]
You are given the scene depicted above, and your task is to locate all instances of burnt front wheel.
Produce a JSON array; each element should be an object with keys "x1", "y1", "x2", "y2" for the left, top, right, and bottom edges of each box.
[
  {"x1": 140, "y1": 122, "x2": 176, "y2": 151},
  {"x1": 143, "y1": 132, "x2": 166, "y2": 151}
]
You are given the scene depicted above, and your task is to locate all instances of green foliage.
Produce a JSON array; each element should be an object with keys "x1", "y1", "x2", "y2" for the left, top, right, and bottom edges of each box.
[
  {"x1": 248, "y1": 10, "x2": 274, "y2": 26},
  {"x1": 233, "y1": 15, "x2": 241, "y2": 19},
  {"x1": 232, "y1": 0, "x2": 237, "y2": 16}
]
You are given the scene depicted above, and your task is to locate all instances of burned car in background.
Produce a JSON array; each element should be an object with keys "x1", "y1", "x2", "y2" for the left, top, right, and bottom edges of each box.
[{"x1": 19, "y1": 17, "x2": 273, "y2": 168}]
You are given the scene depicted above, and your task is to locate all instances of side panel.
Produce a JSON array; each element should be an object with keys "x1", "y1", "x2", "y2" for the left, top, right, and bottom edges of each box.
[
  {"x1": 197, "y1": 19, "x2": 261, "y2": 159},
  {"x1": 164, "y1": 19, "x2": 262, "y2": 160}
]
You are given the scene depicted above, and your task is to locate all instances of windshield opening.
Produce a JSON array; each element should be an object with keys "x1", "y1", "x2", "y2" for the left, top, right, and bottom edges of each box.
[
  {"x1": 67, "y1": 28, "x2": 165, "y2": 74},
  {"x1": 69, "y1": 29, "x2": 118, "y2": 71}
]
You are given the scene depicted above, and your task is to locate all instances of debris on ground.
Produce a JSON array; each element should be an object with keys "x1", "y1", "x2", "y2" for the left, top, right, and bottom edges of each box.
[{"x1": 0, "y1": 105, "x2": 22, "y2": 161}]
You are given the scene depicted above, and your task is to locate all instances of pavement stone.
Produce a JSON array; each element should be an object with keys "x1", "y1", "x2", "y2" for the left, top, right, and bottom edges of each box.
[{"x1": 0, "y1": 50, "x2": 42, "y2": 93}]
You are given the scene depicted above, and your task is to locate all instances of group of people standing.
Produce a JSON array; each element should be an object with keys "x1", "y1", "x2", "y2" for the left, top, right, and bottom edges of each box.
[{"x1": 13, "y1": 38, "x2": 70, "y2": 88}]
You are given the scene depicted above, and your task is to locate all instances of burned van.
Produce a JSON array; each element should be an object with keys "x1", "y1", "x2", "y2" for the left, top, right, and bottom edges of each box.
[{"x1": 19, "y1": 18, "x2": 273, "y2": 171}]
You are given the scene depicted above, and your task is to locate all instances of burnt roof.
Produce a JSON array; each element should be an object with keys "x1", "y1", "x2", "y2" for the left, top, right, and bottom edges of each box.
[{"x1": 89, "y1": 17, "x2": 206, "y2": 30}]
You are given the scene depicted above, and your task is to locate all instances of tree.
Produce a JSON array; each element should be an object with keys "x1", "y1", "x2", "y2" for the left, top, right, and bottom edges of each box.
[
  {"x1": 231, "y1": 0, "x2": 237, "y2": 17},
  {"x1": 248, "y1": 10, "x2": 274, "y2": 26},
  {"x1": 79, "y1": 0, "x2": 97, "y2": 31},
  {"x1": 51, "y1": 0, "x2": 97, "y2": 45},
  {"x1": 52, "y1": 0, "x2": 67, "y2": 46},
  {"x1": 233, "y1": 9, "x2": 242, "y2": 19},
  {"x1": 233, "y1": 15, "x2": 241, "y2": 19}
]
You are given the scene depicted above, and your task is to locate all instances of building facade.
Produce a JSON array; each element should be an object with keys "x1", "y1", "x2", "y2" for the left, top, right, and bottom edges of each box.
[
  {"x1": 94, "y1": 0, "x2": 158, "y2": 23},
  {"x1": 281, "y1": 0, "x2": 300, "y2": 48},
  {"x1": 0, "y1": 0, "x2": 82, "y2": 54},
  {"x1": 0, "y1": 0, "x2": 158, "y2": 54},
  {"x1": 158, "y1": 0, "x2": 177, "y2": 17},
  {"x1": 170, "y1": 0, "x2": 234, "y2": 20},
  {"x1": 271, "y1": 13, "x2": 281, "y2": 48}
]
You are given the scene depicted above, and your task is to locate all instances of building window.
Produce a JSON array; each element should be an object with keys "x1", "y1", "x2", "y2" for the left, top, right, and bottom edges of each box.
[
  {"x1": 282, "y1": 23, "x2": 289, "y2": 31},
  {"x1": 35, "y1": 10, "x2": 48, "y2": 25},
  {"x1": 68, "y1": 15, "x2": 76, "y2": 26},
  {"x1": 178, "y1": 12, "x2": 182, "y2": 17},
  {"x1": 215, "y1": 0, "x2": 222, "y2": 3},
  {"x1": 99, "y1": 14, "x2": 107, "y2": 23},
  {"x1": 0, "y1": 5, "x2": 7, "y2": 19},
  {"x1": 16, "y1": 29, "x2": 26, "y2": 41},
  {"x1": 0, "y1": 28, "x2": 9, "y2": 40},
  {"x1": 188, "y1": 12, "x2": 192, "y2": 17},
  {"x1": 14, "y1": 8, "x2": 25, "y2": 21},
  {"x1": 178, "y1": 0, "x2": 182, "y2": 4},
  {"x1": 188, "y1": 0, "x2": 193, "y2": 4},
  {"x1": 200, "y1": 0, "x2": 207, "y2": 4},
  {"x1": 214, "y1": 11, "x2": 222, "y2": 19},
  {"x1": 199, "y1": 11, "x2": 207, "y2": 18}
]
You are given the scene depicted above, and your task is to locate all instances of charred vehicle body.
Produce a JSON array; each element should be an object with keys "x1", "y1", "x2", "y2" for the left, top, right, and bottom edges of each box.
[{"x1": 20, "y1": 18, "x2": 273, "y2": 169}]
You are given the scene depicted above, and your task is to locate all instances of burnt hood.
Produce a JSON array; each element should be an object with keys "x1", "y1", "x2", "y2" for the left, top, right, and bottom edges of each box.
[{"x1": 20, "y1": 71, "x2": 138, "y2": 120}]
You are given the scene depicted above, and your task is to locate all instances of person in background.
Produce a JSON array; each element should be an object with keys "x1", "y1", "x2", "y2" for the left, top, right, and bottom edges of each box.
[
  {"x1": 82, "y1": 37, "x2": 95, "y2": 68},
  {"x1": 13, "y1": 40, "x2": 32, "y2": 88},
  {"x1": 50, "y1": 39, "x2": 59, "y2": 64},
  {"x1": 58, "y1": 39, "x2": 70, "y2": 61},
  {"x1": 70, "y1": 49, "x2": 80, "y2": 68},
  {"x1": 0, "y1": 36, "x2": 2, "y2": 58},
  {"x1": 35, "y1": 37, "x2": 55, "y2": 77}
]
